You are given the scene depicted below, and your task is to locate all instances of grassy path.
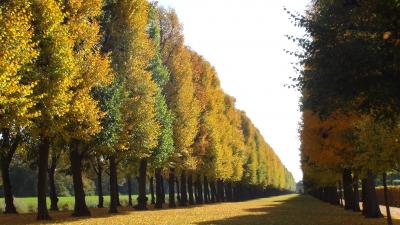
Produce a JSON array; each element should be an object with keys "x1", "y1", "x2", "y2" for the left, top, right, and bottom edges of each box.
[{"x1": 0, "y1": 194, "x2": 396, "y2": 225}]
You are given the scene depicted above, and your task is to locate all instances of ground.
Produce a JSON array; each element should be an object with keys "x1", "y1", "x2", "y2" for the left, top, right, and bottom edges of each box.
[
  {"x1": 0, "y1": 195, "x2": 134, "y2": 213},
  {"x1": 0, "y1": 194, "x2": 396, "y2": 225}
]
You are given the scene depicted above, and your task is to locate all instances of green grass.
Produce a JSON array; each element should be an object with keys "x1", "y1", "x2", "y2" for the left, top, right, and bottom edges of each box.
[
  {"x1": 0, "y1": 195, "x2": 137, "y2": 213},
  {"x1": 0, "y1": 194, "x2": 396, "y2": 225}
]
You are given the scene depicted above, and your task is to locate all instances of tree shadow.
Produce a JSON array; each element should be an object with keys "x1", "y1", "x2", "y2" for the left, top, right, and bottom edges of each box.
[
  {"x1": 0, "y1": 201, "x2": 216, "y2": 225},
  {"x1": 195, "y1": 195, "x2": 400, "y2": 225},
  {"x1": 1, "y1": 196, "x2": 397, "y2": 225},
  {"x1": 0, "y1": 207, "x2": 131, "y2": 225}
]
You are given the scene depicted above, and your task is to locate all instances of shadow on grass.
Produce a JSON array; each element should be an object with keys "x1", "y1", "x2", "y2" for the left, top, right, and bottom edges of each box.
[
  {"x1": 0, "y1": 195, "x2": 397, "y2": 225},
  {"x1": 195, "y1": 195, "x2": 400, "y2": 225},
  {"x1": 0, "y1": 207, "x2": 128, "y2": 225},
  {"x1": 0, "y1": 201, "x2": 215, "y2": 225}
]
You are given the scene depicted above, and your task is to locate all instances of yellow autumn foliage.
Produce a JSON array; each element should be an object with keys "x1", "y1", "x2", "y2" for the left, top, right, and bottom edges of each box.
[
  {"x1": 166, "y1": 46, "x2": 200, "y2": 169},
  {"x1": 106, "y1": 0, "x2": 160, "y2": 156},
  {"x1": 63, "y1": 0, "x2": 113, "y2": 141},
  {"x1": 31, "y1": 0, "x2": 78, "y2": 137},
  {"x1": 0, "y1": 0, "x2": 39, "y2": 129}
]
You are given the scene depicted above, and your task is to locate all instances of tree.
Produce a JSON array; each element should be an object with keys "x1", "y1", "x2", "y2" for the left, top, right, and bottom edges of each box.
[
  {"x1": 148, "y1": 3, "x2": 174, "y2": 209},
  {"x1": 102, "y1": 0, "x2": 160, "y2": 212},
  {"x1": 0, "y1": 0, "x2": 39, "y2": 214},
  {"x1": 47, "y1": 137, "x2": 67, "y2": 211},
  {"x1": 90, "y1": 79, "x2": 124, "y2": 210},
  {"x1": 290, "y1": 1, "x2": 400, "y2": 219},
  {"x1": 190, "y1": 51, "x2": 215, "y2": 204},
  {"x1": 189, "y1": 50, "x2": 221, "y2": 203},
  {"x1": 354, "y1": 117, "x2": 400, "y2": 221},
  {"x1": 30, "y1": 0, "x2": 78, "y2": 219},
  {"x1": 62, "y1": 0, "x2": 112, "y2": 216},
  {"x1": 300, "y1": 110, "x2": 348, "y2": 205},
  {"x1": 223, "y1": 95, "x2": 245, "y2": 198},
  {"x1": 159, "y1": 8, "x2": 200, "y2": 207},
  {"x1": 240, "y1": 112, "x2": 259, "y2": 187},
  {"x1": 166, "y1": 46, "x2": 200, "y2": 207},
  {"x1": 291, "y1": 0, "x2": 400, "y2": 119}
]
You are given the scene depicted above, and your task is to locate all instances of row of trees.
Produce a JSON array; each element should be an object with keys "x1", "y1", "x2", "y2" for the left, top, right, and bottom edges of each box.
[
  {"x1": 0, "y1": 0, "x2": 295, "y2": 220},
  {"x1": 290, "y1": 1, "x2": 400, "y2": 224}
]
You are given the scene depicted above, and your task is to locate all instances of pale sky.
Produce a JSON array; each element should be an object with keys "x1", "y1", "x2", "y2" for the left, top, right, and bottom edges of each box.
[{"x1": 156, "y1": 0, "x2": 309, "y2": 182}]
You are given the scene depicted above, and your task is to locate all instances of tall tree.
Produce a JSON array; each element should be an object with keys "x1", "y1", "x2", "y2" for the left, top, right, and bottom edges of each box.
[
  {"x1": 167, "y1": 46, "x2": 200, "y2": 207},
  {"x1": 291, "y1": 0, "x2": 400, "y2": 219},
  {"x1": 159, "y1": 7, "x2": 200, "y2": 207},
  {"x1": 0, "y1": 0, "x2": 38, "y2": 214},
  {"x1": 148, "y1": 3, "x2": 174, "y2": 209},
  {"x1": 30, "y1": 0, "x2": 78, "y2": 219},
  {"x1": 102, "y1": 0, "x2": 160, "y2": 212},
  {"x1": 62, "y1": 0, "x2": 112, "y2": 217}
]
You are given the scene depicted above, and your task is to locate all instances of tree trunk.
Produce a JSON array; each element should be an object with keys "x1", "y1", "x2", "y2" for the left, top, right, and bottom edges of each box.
[
  {"x1": 342, "y1": 168, "x2": 354, "y2": 210},
  {"x1": 116, "y1": 178, "x2": 121, "y2": 207},
  {"x1": 327, "y1": 186, "x2": 338, "y2": 205},
  {"x1": 224, "y1": 183, "x2": 229, "y2": 201},
  {"x1": 215, "y1": 180, "x2": 221, "y2": 202},
  {"x1": 127, "y1": 176, "x2": 133, "y2": 207},
  {"x1": 210, "y1": 181, "x2": 217, "y2": 203},
  {"x1": 352, "y1": 173, "x2": 361, "y2": 212},
  {"x1": 48, "y1": 155, "x2": 59, "y2": 211},
  {"x1": 180, "y1": 170, "x2": 188, "y2": 206},
  {"x1": 204, "y1": 176, "x2": 210, "y2": 203},
  {"x1": 334, "y1": 185, "x2": 340, "y2": 205},
  {"x1": 109, "y1": 155, "x2": 118, "y2": 213},
  {"x1": 155, "y1": 168, "x2": 163, "y2": 209},
  {"x1": 69, "y1": 140, "x2": 90, "y2": 216},
  {"x1": 168, "y1": 168, "x2": 176, "y2": 208},
  {"x1": 338, "y1": 180, "x2": 344, "y2": 207},
  {"x1": 362, "y1": 178, "x2": 367, "y2": 215},
  {"x1": 238, "y1": 183, "x2": 244, "y2": 201},
  {"x1": 225, "y1": 182, "x2": 233, "y2": 202},
  {"x1": 223, "y1": 182, "x2": 231, "y2": 202},
  {"x1": 194, "y1": 178, "x2": 198, "y2": 202},
  {"x1": 217, "y1": 180, "x2": 225, "y2": 202},
  {"x1": 188, "y1": 174, "x2": 195, "y2": 205},
  {"x1": 383, "y1": 172, "x2": 393, "y2": 225},
  {"x1": 1, "y1": 160, "x2": 17, "y2": 214},
  {"x1": 161, "y1": 175, "x2": 165, "y2": 204},
  {"x1": 37, "y1": 137, "x2": 51, "y2": 220},
  {"x1": 150, "y1": 176, "x2": 155, "y2": 205},
  {"x1": 96, "y1": 165, "x2": 104, "y2": 208},
  {"x1": 318, "y1": 187, "x2": 323, "y2": 201},
  {"x1": 233, "y1": 183, "x2": 239, "y2": 202},
  {"x1": 176, "y1": 178, "x2": 181, "y2": 202},
  {"x1": 197, "y1": 174, "x2": 203, "y2": 204},
  {"x1": 364, "y1": 170, "x2": 382, "y2": 218},
  {"x1": 0, "y1": 130, "x2": 20, "y2": 214},
  {"x1": 137, "y1": 158, "x2": 148, "y2": 210}
]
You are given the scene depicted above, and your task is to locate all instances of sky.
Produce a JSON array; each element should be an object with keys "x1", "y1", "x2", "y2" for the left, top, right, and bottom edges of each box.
[{"x1": 156, "y1": 0, "x2": 310, "y2": 182}]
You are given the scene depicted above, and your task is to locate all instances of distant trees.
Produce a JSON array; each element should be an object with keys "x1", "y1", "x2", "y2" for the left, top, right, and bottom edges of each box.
[{"x1": 0, "y1": 0, "x2": 295, "y2": 221}]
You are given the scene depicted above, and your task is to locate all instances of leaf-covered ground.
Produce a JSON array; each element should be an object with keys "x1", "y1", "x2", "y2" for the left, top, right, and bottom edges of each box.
[{"x1": 0, "y1": 194, "x2": 396, "y2": 225}]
